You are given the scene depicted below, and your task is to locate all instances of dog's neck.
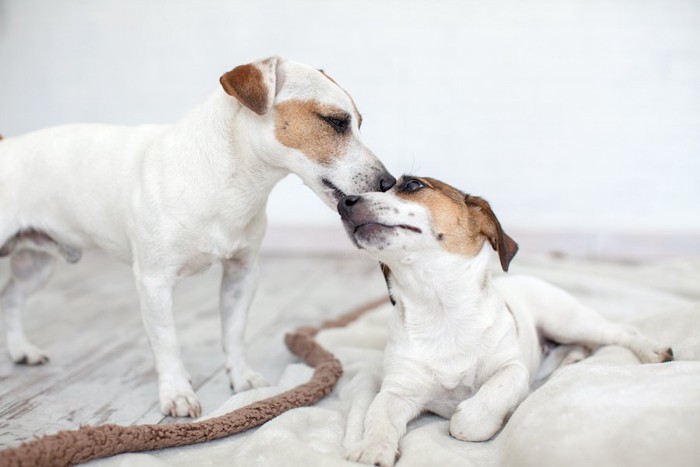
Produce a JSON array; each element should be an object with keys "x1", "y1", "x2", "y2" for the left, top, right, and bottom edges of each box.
[
  {"x1": 164, "y1": 90, "x2": 289, "y2": 221},
  {"x1": 385, "y1": 242, "x2": 503, "y2": 327}
]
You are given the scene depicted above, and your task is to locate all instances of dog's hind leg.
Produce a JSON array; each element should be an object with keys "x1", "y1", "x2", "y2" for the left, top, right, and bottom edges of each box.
[
  {"x1": 535, "y1": 291, "x2": 673, "y2": 364},
  {"x1": 1, "y1": 249, "x2": 55, "y2": 364}
]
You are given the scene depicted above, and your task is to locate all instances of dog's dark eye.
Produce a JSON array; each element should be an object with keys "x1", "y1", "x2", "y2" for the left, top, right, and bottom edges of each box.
[
  {"x1": 403, "y1": 179, "x2": 425, "y2": 193},
  {"x1": 321, "y1": 115, "x2": 350, "y2": 134}
]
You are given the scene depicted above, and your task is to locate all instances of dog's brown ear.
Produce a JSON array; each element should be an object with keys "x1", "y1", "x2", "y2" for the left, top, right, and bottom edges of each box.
[
  {"x1": 220, "y1": 57, "x2": 279, "y2": 115},
  {"x1": 465, "y1": 195, "x2": 519, "y2": 272}
]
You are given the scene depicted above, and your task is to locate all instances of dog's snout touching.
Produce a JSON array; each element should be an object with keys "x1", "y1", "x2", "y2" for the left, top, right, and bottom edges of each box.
[
  {"x1": 337, "y1": 195, "x2": 362, "y2": 218},
  {"x1": 344, "y1": 195, "x2": 362, "y2": 207},
  {"x1": 379, "y1": 174, "x2": 397, "y2": 192}
]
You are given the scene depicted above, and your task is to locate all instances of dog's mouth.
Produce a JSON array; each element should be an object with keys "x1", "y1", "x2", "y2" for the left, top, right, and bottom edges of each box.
[
  {"x1": 353, "y1": 223, "x2": 423, "y2": 235},
  {"x1": 322, "y1": 178, "x2": 346, "y2": 201}
]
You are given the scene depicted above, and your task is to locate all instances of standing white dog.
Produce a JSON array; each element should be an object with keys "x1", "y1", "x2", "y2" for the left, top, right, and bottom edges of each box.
[
  {"x1": 337, "y1": 176, "x2": 673, "y2": 467},
  {"x1": 0, "y1": 57, "x2": 395, "y2": 417}
]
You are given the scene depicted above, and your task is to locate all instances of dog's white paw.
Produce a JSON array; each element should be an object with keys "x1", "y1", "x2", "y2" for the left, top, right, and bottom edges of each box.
[
  {"x1": 449, "y1": 406, "x2": 503, "y2": 442},
  {"x1": 633, "y1": 344, "x2": 674, "y2": 364},
  {"x1": 346, "y1": 439, "x2": 399, "y2": 467},
  {"x1": 8, "y1": 339, "x2": 49, "y2": 365},
  {"x1": 227, "y1": 366, "x2": 268, "y2": 393},
  {"x1": 561, "y1": 346, "x2": 591, "y2": 366},
  {"x1": 159, "y1": 382, "x2": 201, "y2": 418}
]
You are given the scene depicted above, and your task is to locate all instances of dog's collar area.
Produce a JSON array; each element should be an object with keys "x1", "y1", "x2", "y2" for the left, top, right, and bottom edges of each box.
[{"x1": 322, "y1": 178, "x2": 346, "y2": 201}]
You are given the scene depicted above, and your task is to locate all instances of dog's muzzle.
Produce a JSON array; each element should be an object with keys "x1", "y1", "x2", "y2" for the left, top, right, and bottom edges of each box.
[{"x1": 337, "y1": 194, "x2": 363, "y2": 221}]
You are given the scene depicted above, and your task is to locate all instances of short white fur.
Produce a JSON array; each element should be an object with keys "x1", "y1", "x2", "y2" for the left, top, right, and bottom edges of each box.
[
  {"x1": 339, "y1": 181, "x2": 673, "y2": 467},
  {"x1": 0, "y1": 57, "x2": 392, "y2": 418}
]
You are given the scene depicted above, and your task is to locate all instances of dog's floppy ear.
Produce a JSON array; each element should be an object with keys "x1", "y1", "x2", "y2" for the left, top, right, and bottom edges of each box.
[
  {"x1": 220, "y1": 57, "x2": 279, "y2": 115},
  {"x1": 465, "y1": 195, "x2": 519, "y2": 272}
]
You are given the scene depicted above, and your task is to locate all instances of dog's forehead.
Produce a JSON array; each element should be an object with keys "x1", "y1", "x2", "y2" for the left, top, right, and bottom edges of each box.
[
  {"x1": 277, "y1": 61, "x2": 359, "y2": 116},
  {"x1": 395, "y1": 176, "x2": 467, "y2": 208}
]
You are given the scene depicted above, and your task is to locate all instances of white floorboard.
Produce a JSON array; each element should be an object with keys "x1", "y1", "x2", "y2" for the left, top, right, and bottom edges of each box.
[{"x1": 0, "y1": 251, "x2": 386, "y2": 447}]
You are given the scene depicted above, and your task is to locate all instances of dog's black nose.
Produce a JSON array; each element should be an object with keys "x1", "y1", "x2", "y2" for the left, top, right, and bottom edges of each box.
[
  {"x1": 337, "y1": 195, "x2": 362, "y2": 217},
  {"x1": 343, "y1": 195, "x2": 361, "y2": 207},
  {"x1": 379, "y1": 174, "x2": 397, "y2": 192}
]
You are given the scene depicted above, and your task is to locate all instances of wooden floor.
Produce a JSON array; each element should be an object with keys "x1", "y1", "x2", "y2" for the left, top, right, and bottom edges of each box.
[
  {"x1": 0, "y1": 251, "x2": 386, "y2": 449},
  {"x1": 2, "y1": 249, "x2": 698, "y2": 451}
]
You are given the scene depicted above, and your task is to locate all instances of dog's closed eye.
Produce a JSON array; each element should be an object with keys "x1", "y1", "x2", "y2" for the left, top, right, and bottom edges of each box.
[{"x1": 319, "y1": 114, "x2": 350, "y2": 133}]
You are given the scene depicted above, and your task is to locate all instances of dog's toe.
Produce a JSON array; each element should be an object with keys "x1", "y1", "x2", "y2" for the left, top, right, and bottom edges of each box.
[
  {"x1": 228, "y1": 367, "x2": 269, "y2": 393},
  {"x1": 10, "y1": 343, "x2": 50, "y2": 365},
  {"x1": 642, "y1": 346, "x2": 676, "y2": 364},
  {"x1": 160, "y1": 383, "x2": 201, "y2": 418},
  {"x1": 346, "y1": 440, "x2": 398, "y2": 467}
]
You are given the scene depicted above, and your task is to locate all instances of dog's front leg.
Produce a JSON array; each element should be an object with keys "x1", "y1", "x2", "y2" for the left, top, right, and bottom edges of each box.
[
  {"x1": 220, "y1": 258, "x2": 268, "y2": 392},
  {"x1": 450, "y1": 362, "x2": 529, "y2": 442},
  {"x1": 347, "y1": 390, "x2": 422, "y2": 467},
  {"x1": 134, "y1": 268, "x2": 201, "y2": 418}
]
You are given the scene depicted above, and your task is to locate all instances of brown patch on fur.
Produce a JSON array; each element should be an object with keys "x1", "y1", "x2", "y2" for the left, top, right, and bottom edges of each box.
[
  {"x1": 396, "y1": 177, "x2": 480, "y2": 256},
  {"x1": 274, "y1": 99, "x2": 351, "y2": 165},
  {"x1": 220, "y1": 64, "x2": 270, "y2": 115},
  {"x1": 319, "y1": 70, "x2": 362, "y2": 127},
  {"x1": 396, "y1": 177, "x2": 518, "y2": 271}
]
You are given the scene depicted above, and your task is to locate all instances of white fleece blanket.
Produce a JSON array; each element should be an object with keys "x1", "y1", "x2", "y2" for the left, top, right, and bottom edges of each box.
[{"x1": 94, "y1": 257, "x2": 700, "y2": 467}]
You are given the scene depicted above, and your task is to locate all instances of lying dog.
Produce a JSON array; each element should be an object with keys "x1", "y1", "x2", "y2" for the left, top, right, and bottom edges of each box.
[
  {"x1": 0, "y1": 56, "x2": 395, "y2": 417},
  {"x1": 337, "y1": 176, "x2": 673, "y2": 467}
]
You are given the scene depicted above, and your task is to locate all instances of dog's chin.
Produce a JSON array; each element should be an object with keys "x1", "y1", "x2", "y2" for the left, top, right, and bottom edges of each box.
[{"x1": 349, "y1": 222, "x2": 421, "y2": 253}]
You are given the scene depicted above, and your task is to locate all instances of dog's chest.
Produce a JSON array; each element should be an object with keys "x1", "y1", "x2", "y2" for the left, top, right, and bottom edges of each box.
[
  {"x1": 397, "y1": 332, "x2": 483, "y2": 391},
  {"x1": 427, "y1": 347, "x2": 482, "y2": 391},
  {"x1": 391, "y1": 308, "x2": 511, "y2": 396},
  {"x1": 175, "y1": 213, "x2": 265, "y2": 278}
]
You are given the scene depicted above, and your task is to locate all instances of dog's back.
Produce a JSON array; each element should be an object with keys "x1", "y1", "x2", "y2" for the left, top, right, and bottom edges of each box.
[{"x1": 0, "y1": 123, "x2": 168, "y2": 258}]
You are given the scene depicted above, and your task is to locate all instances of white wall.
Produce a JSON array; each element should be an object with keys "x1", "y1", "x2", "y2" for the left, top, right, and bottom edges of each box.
[{"x1": 1, "y1": 0, "x2": 699, "y2": 238}]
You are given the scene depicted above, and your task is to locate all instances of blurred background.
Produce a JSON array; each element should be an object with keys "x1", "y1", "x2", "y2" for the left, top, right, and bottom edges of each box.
[{"x1": 1, "y1": 0, "x2": 698, "y2": 258}]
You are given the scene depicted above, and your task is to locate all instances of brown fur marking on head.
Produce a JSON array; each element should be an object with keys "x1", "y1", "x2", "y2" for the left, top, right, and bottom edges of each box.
[
  {"x1": 396, "y1": 177, "x2": 481, "y2": 257},
  {"x1": 220, "y1": 64, "x2": 270, "y2": 115},
  {"x1": 396, "y1": 177, "x2": 518, "y2": 271},
  {"x1": 274, "y1": 99, "x2": 351, "y2": 165}
]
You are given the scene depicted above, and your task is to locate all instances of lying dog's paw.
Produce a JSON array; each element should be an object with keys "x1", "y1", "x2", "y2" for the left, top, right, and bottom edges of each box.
[
  {"x1": 346, "y1": 439, "x2": 399, "y2": 467},
  {"x1": 9, "y1": 340, "x2": 49, "y2": 365},
  {"x1": 159, "y1": 382, "x2": 201, "y2": 418},
  {"x1": 631, "y1": 340, "x2": 675, "y2": 364},
  {"x1": 449, "y1": 406, "x2": 502, "y2": 442},
  {"x1": 561, "y1": 346, "x2": 591, "y2": 366},
  {"x1": 227, "y1": 366, "x2": 269, "y2": 393},
  {"x1": 637, "y1": 346, "x2": 674, "y2": 364}
]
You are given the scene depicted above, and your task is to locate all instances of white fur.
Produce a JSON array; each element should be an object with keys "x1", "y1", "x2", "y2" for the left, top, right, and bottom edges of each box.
[
  {"x1": 0, "y1": 57, "x2": 392, "y2": 417},
  {"x1": 340, "y1": 186, "x2": 673, "y2": 467}
]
